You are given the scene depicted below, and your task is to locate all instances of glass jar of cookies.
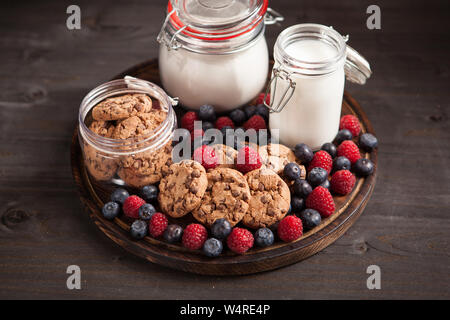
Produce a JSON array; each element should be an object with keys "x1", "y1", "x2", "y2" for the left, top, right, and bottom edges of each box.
[{"x1": 78, "y1": 77, "x2": 177, "y2": 188}]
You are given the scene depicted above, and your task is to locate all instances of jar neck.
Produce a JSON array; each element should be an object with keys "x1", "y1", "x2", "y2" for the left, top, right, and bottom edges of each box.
[
  {"x1": 78, "y1": 78, "x2": 176, "y2": 156},
  {"x1": 274, "y1": 24, "x2": 347, "y2": 76},
  {"x1": 161, "y1": 20, "x2": 266, "y2": 54}
]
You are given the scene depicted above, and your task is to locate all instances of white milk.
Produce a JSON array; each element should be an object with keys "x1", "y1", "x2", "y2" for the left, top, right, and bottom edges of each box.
[
  {"x1": 269, "y1": 39, "x2": 345, "y2": 150},
  {"x1": 159, "y1": 36, "x2": 269, "y2": 112}
]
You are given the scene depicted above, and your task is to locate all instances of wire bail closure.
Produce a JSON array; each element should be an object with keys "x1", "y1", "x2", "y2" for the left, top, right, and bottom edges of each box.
[
  {"x1": 264, "y1": 8, "x2": 284, "y2": 25},
  {"x1": 157, "y1": 8, "x2": 189, "y2": 51},
  {"x1": 264, "y1": 67, "x2": 296, "y2": 113}
]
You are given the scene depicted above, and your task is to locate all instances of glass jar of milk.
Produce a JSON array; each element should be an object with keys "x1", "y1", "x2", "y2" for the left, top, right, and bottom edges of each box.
[
  {"x1": 157, "y1": 0, "x2": 283, "y2": 112},
  {"x1": 267, "y1": 24, "x2": 372, "y2": 150}
]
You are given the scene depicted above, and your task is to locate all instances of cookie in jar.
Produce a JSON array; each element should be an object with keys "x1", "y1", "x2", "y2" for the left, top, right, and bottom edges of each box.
[{"x1": 78, "y1": 77, "x2": 177, "y2": 188}]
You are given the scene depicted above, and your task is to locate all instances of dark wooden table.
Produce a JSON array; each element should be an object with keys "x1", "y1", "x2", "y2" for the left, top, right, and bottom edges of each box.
[{"x1": 0, "y1": 0, "x2": 449, "y2": 299}]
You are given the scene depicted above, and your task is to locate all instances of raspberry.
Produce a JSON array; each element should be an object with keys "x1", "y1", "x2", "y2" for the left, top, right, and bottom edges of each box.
[
  {"x1": 243, "y1": 115, "x2": 266, "y2": 131},
  {"x1": 227, "y1": 228, "x2": 254, "y2": 254},
  {"x1": 306, "y1": 186, "x2": 335, "y2": 218},
  {"x1": 235, "y1": 146, "x2": 262, "y2": 174},
  {"x1": 123, "y1": 195, "x2": 146, "y2": 219},
  {"x1": 330, "y1": 170, "x2": 356, "y2": 195},
  {"x1": 277, "y1": 215, "x2": 303, "y2": 242},
  {"x1": 215, "y1": 116, "x2": 235, "y2": 130},
  {"x1": 337, "y1": 140, "x2": 361, "y2": 164},
  {"x1": 193, "y1": 145, "x2": 219, "y2": 170},
  {"x1": 308, "y1": 150, "x2": 333, "y2": 174},
  {"x1": 181, "y1": 111, "x2": 199, "y2": 132},
  {"x1": 148, "y1": 212, "x2": 168, "y2": 238},
  {"x1": 340, "y1": 115, "x2": 361, "y2": 137},
  {"x1": 182, "y1": 223, "x2": 208, "y2": 250},
  {"x1": 256, "y1": 92, "x2": 270, "y2": 105},
  {"x1": 190, "y1": 128, "x2": 204, "y2": 144}
]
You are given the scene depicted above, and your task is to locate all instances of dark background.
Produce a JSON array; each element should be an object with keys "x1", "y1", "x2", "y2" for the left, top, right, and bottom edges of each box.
[{"x1": 0, "y1": 0, "x2": 449, "y2": 299}]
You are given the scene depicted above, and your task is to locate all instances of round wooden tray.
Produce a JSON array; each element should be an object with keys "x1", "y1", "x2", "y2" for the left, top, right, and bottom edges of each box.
[{"x1": 71, "y1": 59, "x2": 377, "y2": 275}]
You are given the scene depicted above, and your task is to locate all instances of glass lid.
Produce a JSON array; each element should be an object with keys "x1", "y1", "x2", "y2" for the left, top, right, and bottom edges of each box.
[{"x1": 169, "y1": 0, "x2": 266, "y2": 29}]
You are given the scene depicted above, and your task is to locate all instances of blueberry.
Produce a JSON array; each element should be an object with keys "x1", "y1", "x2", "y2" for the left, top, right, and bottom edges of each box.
[
  {"x1": 321, "y1": 142, "x2": 337, "y2": 158},
  {"x1": 291, "y1": 196, "x2": 305, "y2": 213},
  {"x1": 229, "y1": 109, "x2": 246, "y2": 126},
  {"x1": 130, "y1": 220, "x2": 148, "y2": 239},
  {"x1": 254, "y1": 228, "x2": 274, "y2": 247},
  {"x1": 294, "y1": 143, "x2": 314, "y2": 164},
  {"x1": 307, "y1": 167, "x2": 328, "y2": 187},
  {"x1": 102, "y1": 201, "x2": 120, "y2": 220},
  {"x1": 353, "y1": 158, "x2": 375, "y2": 176},
  {"x1": 211, "y1": 218, "x2": 232, "y2": 240},
  {"x1": 198, "y1": 104, "x2": 216, "y2": 122},
  {"x1": 142, "y1": 185, "x2": 158, "y2": 202},
  {"x1": 283, "y1": 162, "x2": 302, "y2": 181},
  {"x1": 333, "y1": 156, "x2": 351, "y2": 172},
  {"x1": 335, "y1": 129, "x2": 353, "y2": 145},
  {"x1": 138, "y1": 203, "x2": 156, "y2": 221},
  {"x1": 111, "y1": 188, "x2": 129, "y2": 204},
  {"x1": 359, "y1": 133, "x2": 378, "y2": 152},
  {"x1": 319, "y1": 179, "x2": 330, "y2": 189},
  {"x1": 244, "y1": 105, "x2": 257, "y2": 119},
  {"x1": 298, "y1": 209, "x2": 321, "y2": 231},
  {"x1": 293, "y1": 179, "x2": 313, "y2": 198},
  {"x1": 255, "y1": 104, "x2": 269, "y2": 120},
  {"x1": 269, "y1": 222, "x2": 279, "y2": 233},
  {"x1": 163, "y1": 224, "x2": 183, "y2": 243},
  {"x1": 202, "y1": 121, "x2": 215, "y2": 132},
  {"x1": 203, "y1": 238, "x2": 223, "y2": 257}
]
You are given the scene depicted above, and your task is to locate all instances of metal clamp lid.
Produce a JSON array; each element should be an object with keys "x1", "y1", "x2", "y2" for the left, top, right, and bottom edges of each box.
[
  {"x1": 264, "y1": 8, "x2": 284, "y2": 25},
  {"x1": 345, "y1": 45, "x2": 372, "y2": 85},
  {"x1": 157, "y1": 5, "x2": 283, "y2": 51},
  {"x1": 263, "y1": 67, "x2": 296, "y2": 113},
  {"x1": 124, "y1": 76, "x2": 179, "y2": 107},
  {"x1": 157, "y1": 8, "x2": 190, "y2": 51}
]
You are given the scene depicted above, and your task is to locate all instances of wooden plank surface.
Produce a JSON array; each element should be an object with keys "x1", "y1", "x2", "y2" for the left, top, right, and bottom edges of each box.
[{"x1": 0, "y1": 0, "x2": 449, "y2": 299}]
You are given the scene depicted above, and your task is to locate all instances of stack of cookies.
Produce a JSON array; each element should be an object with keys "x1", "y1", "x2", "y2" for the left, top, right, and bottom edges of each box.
[
  {"x1": 158, "y1": 143, "x2": 306, "y2": 229},
  {"x1": 82, "y1": 93, "x2": 173, "y2": 187}
]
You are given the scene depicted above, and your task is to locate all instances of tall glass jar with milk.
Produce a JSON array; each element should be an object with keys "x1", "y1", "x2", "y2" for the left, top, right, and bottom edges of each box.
[
  {"x1": 267, "y1": 24, "x2": 372, "y2": 150},
  {"x1": 157, "y1": 0, "x2": 283, "y2": 112}
]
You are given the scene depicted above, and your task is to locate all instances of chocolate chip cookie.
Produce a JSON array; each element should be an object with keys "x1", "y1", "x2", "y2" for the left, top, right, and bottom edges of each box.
[
  {"x1": 83, "y1": 120, "x2": 118, "y2": 181},
  {"x1": 118, "y1": 142, "x2": 173, "y2": 187},
  {"x1": 88, "y1": 120, "x2": 116, "y2": 137},
  {"x1": 112, "y1": 110, "x2": 167, "y2": 139},
  {"x1": 258, "y1": 143, "x2": 304, "y2": 176},
  {"x1": 92, "y1": 93, "x2": 152, "y2": 121},
  {"x1": 158, "y1": 160, "x2": 208, "y2": 218},
  {"x1": 211, "y1": 144, "x2": 237, "y2": 169},
  {"x1": 192, "y1": 168, "x2": 251, "y2": 227},
  {"x1": 242, "y1": 168, "x2": 291, "y2": 229}
]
